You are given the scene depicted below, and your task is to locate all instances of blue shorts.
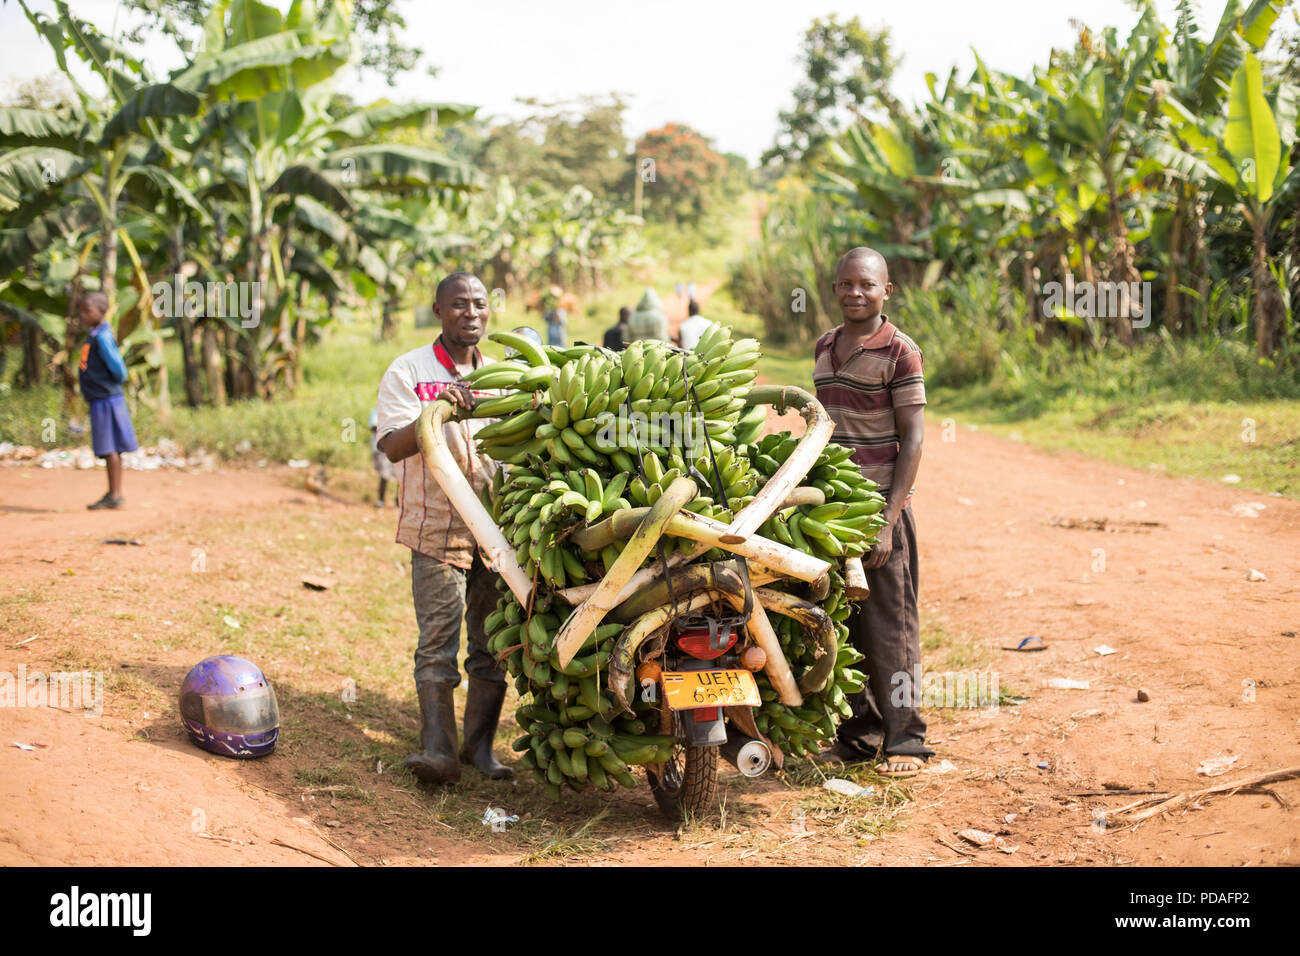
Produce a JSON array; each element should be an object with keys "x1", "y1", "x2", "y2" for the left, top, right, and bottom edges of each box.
[{"x1": 89, "y1": 395, "x2": 139, "y2": 458}]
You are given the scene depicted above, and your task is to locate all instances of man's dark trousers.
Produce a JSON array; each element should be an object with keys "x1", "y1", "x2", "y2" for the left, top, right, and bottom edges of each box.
[{"x1": 836, "y1": 505, "x2": 933, "y2": 760}]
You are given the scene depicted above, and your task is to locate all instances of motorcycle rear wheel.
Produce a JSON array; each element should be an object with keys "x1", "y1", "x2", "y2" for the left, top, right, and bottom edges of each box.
[{"x1": 646, "y1": 714, "x2": 718, "y2": 819}]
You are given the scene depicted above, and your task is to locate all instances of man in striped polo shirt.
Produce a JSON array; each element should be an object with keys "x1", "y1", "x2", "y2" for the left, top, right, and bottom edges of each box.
[{"x1": 813, "y1": 247, "x2": 932, "y2": 776}]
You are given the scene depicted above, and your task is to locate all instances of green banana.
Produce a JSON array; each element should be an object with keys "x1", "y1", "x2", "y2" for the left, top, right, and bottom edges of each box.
[{"x1": 489, "y1": 331, "x2": 549, "y2": 368}]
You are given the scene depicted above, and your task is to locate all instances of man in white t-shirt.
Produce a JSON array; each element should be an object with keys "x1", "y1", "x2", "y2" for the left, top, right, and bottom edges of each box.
[
  {"x1": 376, "y1": 272, "x2": 512, "y2": 784},
  {"x1": 677, "y1": 299, "x2": 715, "y2": 352}
]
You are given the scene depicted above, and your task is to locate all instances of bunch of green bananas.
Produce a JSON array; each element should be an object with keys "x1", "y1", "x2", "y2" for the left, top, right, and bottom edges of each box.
[
  {"x1": 483, "y1": 459, "x2": 627, "y2": 590},
  {"x1": 464, "y1": 326, "x2": 762, "y2": 469},
  {"x1": 752, "y1": 434, "x2": 888, "y2": 560},
  {"x1": 459, "y1": 325, "x2": 896, "y2": 788},
  {"x1": 483, "y1": 591, "x2": 672, "y2": 798},
  {"x1": 479, "y1": 443, "x2": 755, "y2": 590}
]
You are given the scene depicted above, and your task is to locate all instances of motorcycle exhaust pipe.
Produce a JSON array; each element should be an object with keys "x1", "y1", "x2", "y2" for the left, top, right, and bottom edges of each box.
[{"x1": 720, "y1": 731, "x2": 773, "y2": 778}]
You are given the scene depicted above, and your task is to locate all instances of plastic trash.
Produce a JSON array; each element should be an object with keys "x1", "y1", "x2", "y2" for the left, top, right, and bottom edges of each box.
[
  {"x1": 1003, "y1": 635, "x2": 1046, "y2": 652},
  {"x1": 1094, "y1": 644, "x2": 1117, "y2": 656},
  {"x1": 481, "y1": 806, "x2": 519, "y2": 831},
  {"x1": 1046, "y1": 678, "x2": 1091, "y2": 690},
  {"x1": 958, "y1": 828, "x2": 995, "y2": 846},
  {"x1": 1197, "y1": 755, "x2": 1239, "y2": 777},
  {"x1": 823, "y1": 778, "x2": 875, "y2": 798}
]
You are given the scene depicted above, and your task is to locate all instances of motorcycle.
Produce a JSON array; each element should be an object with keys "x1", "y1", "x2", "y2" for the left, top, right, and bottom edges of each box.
[{"x1": 417, "y1": 384, "x2": 856, "y2": 819}]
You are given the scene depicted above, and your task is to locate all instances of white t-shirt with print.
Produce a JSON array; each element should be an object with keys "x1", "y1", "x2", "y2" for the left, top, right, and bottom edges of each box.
[{"x1": 376, "y1": 342, "x2": 499, "y2": 568}]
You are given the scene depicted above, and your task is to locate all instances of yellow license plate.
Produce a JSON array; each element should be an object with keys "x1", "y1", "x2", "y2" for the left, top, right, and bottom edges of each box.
[{"x1": 661, "y1": 670, "x2": 761, "y2": 710}]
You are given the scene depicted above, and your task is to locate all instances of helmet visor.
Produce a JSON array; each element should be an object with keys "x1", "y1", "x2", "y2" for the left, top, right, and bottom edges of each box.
[{"x1": 199, "y1": 688, "x2": 279, "y2": 736}]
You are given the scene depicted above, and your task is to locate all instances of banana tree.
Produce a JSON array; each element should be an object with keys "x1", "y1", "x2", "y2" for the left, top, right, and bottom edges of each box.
[
  {"x1": 922, "y1": 59, "x2": 1068, "y2": 331},
  {"x1": 0, "y1": 0, "x2": 221, "y2": 411},
  {"x1": 462, "y1": 178, "x2": 643, "y2": 305},
  {"x1": 1152, "y1": 0, "x2": 1284, "y2": 330},
  {"x1": 819, "y1": 110, "x2": 960, "y2": 285},
  {"x1": 1162, "y1": 52, "x2": 1298, "y2": 357},
  {"x1": 173, "y1": 0, "x2": 478, "y2": 397},
  {"x1": 1034, "y1": 4, "x2": 1170, "y2": 343},
  {"x1": 347, "y1": 197, "x2": 471, "y2": 341}
]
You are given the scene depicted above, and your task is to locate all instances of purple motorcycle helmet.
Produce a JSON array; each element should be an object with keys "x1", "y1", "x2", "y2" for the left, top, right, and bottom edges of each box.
[{"x1": 179, "y1": 655, "x2": 279, "y2": 758}]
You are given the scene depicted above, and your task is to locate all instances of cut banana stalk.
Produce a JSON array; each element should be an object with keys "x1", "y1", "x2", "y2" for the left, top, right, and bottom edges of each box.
[
  {"x1": 553, "y1": 476, "x2": 698, "y2": 668},
  {"x1": 844, "y1": 556, "x2": 870, "y2": 600},
  {"x1": 416, "y1": 400, "x2": 533, "y2": 606}
]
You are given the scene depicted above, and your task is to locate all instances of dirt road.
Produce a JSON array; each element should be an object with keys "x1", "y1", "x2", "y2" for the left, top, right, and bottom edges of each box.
[{"x1": 2, "y1": 422, "x2": 1297, "y2": 866}]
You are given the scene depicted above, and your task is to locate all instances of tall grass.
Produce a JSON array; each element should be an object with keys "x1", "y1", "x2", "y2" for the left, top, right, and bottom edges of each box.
[{"x1": 893, "y1": 270, "x2": 1300, "y2": 415}]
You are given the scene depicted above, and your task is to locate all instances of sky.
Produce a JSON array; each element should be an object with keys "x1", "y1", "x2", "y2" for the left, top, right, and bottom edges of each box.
[{"x1": 0, "y1": 0, "x2": 1239, "y2": 162}]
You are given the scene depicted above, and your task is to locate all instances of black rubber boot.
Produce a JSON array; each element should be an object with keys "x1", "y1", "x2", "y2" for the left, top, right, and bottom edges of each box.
[
  {"x1": 459, "y1": 678, "x2": 514, "y2": 780},
  {"x1": 404, "y1": 682, "x2": 459, "y2": 784}
]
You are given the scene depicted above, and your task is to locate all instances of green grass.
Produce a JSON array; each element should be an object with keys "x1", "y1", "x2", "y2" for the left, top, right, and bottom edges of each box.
[
  {"x1": 515, "y1": 811, "x2": 612, "y2": 865},
  {"x1": 921, "y1": 625, "x2": 993, "y2": 671},
  {"x1": 936, "y1": 395, "x2": 1299, "y2": 498}
]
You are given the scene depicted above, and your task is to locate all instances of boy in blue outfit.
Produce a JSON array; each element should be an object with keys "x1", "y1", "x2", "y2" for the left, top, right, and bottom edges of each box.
[{"x1": 76, "y1": 291, "x2": 137, "y2": 510}]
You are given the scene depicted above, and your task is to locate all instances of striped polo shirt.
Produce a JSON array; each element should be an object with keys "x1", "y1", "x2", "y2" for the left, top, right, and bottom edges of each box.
[{"x1": 813, "y1": 318, "x2": 925, "y2": 501}]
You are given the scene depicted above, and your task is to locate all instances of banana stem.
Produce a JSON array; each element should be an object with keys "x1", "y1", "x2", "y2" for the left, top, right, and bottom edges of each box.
[
  {"x1": 721, "y1": 386, "x2": 835, "y2": 545},
  {"x1": 844, "y1": 557, "x2": 870, "y2": 600},
  {"x1": 780, "y1": 487, "x2": 826, "y2": 509},
  {"x1": 570, "y1": 508, "x2": 830, "y2": 584},
  {"x1": 608, "y1": 562, "x2": 783, "y2": 622},
  {"x1": 744, "y1": 384, "x2": 816, "y2": 416},
  {"x1": 609, "y1": 560, "x2": 747, "y2": 624},
  {"x1": 754, "y1": 587, "x2": 838, "y2": 694},
  {"x1": 416, "y1": 401, "x2": 533, "y2": 606},
  {"x1": 567, "y1": 509, "x2": 645, "y2": 551},
  {"x1": 670, "y1": 511, "x2": 829, "y2": 582},
  {"x1": 553, "y1": 476, "x2": 698, "y2": 667},
  {"x1": 571, "y1": 486, "x2": 826, "y2": 549}
]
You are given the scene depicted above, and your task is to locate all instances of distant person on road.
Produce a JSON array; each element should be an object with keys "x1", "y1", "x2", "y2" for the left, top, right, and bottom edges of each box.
[
  {"x1": 812, "y1": 246, "x2": 931, "y2": 778},
  {"x1": 368, "y1": 408, "x2": 396, "y2": 507},
  {"x1": 542, "y1": 285, "x2": 567, "y2": 347},
  {"x1": 376, "y1": 272, "x2": 513, "y2": 786},
  {"x1": 625, "y1": 288, "x2": 669, "y2": 343},
  {"x1": 77, "y1": 291, "x2": 137, "y2": 510},
  {"x1": 677, "y1": 299, "x2": 715, "y2": 352},
  {"x1": 603, "y1": 306, "x2": 631, "y2": 351}
]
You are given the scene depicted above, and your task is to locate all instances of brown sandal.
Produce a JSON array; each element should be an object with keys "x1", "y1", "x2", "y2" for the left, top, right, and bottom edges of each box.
[{"x1": 877, "y1": 753, "x2": 925, "y2": 778}]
